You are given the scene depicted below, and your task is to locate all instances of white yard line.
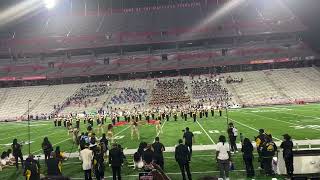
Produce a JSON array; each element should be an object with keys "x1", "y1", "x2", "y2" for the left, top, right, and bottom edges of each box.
[
  {"x1": 32, "y1": 137, "x2": 72, "y2": 154},
  {"x1": 240, "y1": 111, "x2": 320, "y2": 132},
  {"x1": 225, "y1": 117, "x2": 281, "y2": 141},
  {"x1": 271, "y1": 109, "x2": 320, "y2": 120},
  {"x1": 115, "y1": 125, "x2": 131, "y2": 136},
  {"x1": 196, "y1": 121, "x2": 216, "y2": 144},
  {"x1": 156, "y1": 120, "x2": 167, "y2": 137}
]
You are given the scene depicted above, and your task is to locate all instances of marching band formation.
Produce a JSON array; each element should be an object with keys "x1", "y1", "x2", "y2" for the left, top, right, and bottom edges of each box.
[{"x1": 53, "y1": 103, "x2": 226, "y2": 143}]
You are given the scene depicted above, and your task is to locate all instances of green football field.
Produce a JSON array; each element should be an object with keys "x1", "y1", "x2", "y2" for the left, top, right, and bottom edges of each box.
[{"x1": 0, "y1": 103, "x2": 319, "y2": 179}]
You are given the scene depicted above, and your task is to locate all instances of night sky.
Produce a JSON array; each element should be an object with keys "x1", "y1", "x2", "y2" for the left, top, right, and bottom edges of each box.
[{"x1": 0, "y1": 0, "x2": 318, "y2": 51}]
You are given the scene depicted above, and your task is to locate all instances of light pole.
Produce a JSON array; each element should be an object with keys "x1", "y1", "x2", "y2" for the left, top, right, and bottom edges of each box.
[
  {"x1": 225, "y1": 101, "x2": 229, "y2": 128},
  {"x1": 28, "y1": 99, "x2": 31, "y2": 155}
]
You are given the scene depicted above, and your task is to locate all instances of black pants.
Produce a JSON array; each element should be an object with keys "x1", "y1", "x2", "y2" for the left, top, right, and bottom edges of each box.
[
  {"x1": 184, "y1": 115, "x2": 187, "y2": 121},
  {"x1": 186, "y1": 144, "x2": 192, "y2": 156},
  {"x1": 284, "y1": 156, "x2": 294, "y2": 176},
  {"x1": 84, "y1": 169, "x2": 92, "y2": 180},
  {"x1": 263, "y1": 157, "x2": 273, "y2": 175},
  {"x1": 112, "y1": 166, "x2": 121, "y2": 180},
  {"x1": 76, "y1": 121, "x2": 80, "y2": 129},
  {"x1": 14, "y1": 154, "x2": 23, "y2": 169},
  {"x1": 229, "y1": 136, "x2": 238, "y2": 152},
  {"x1": 154, "y1": 157, "x2": 164, "y2": 170},
  {"x1": 95, "y1": 169, "x2": 104, "y2": 180},
  {"x1": 243, "y1": 156, "x2": 255, "y2": 177},
  {"x1": 178, "y1": 162, "x2": 192, "y2": 180},
  {"x1": 218, "y1": 159, "x2": 229, "y2": 179},
  {"x1": 257, "y1": 150, "x2": 263, "y2": 169},
  {"x1": 44, "y1": 152, "x2": 51, "y2": 163}
]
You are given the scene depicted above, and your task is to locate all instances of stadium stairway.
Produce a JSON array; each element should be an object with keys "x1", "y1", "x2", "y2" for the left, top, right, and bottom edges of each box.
[
  {"x1": 0, "y1": 88, "x2": 9, "y2": 108},
  {"x1": 263, "y1": 71, "x2": 291, "y2": 100},
  {"x1": 220, "y1": 79, "x2": 243, "y2": 106},
  {"x1": 22, "y1": 86, "x2": 50, "y2": 116}
]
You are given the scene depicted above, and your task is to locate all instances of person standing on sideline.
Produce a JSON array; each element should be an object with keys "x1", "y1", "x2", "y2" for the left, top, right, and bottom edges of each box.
[
  {"x1": 24, "y1": 154, "x2": 40, "y2": 180},
  {"x1": 109, "y1": 143, "x2": 124, "y2": 180},
  {"x1": 79, "y1": 144, "x2": 93, "y2": 180},
  {"x1": 46, "y1": 152, "x2": 61, "y2": 176},
  {"x1": 241, "y1": 138, "x2": 255, "y2": 178},
  {"x1": 216, "y1": 135, "x2": 231, "y2": 180},
  {"x1": 255, "y1": 129, "x2": 267, "y2": 169},
  {"x1": 12, "y1": 139, "x2": 23, "y2": 169},
  {"x1": 227, "y1": 123, "x2": 238, "y2": 153},
  {"x1": 152, "y1": 137, "x2": 165, "y2": 170},
  {"x1": 42, "y1": 137, "x2": 53, "y2": 163},
  {"x1": 183, "y1": 127, "x2": 194, "y2": 156},
  {"x1": 93, "y1": 146, "x2": 105, "y2": 180},
  {"x1": 261, "y1": 135, "x2": 277, "y2": 176},
  {"x1": 100, "y1": 133, "x2": 109, "y2": 156},
  {"x1": 175, "y1": 139, "x2": 192, "y2": 180},
  {"x1": 280, "y1": 134, "x2": 294, "y2": 177}
]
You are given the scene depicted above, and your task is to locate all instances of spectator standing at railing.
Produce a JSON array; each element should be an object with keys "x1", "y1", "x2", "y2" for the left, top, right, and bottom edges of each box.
[
  {"x1": 241, "y1": 138, "x2": 255, "y2": 178},
  {"x1": 175, "y1": 139, "x2": 192, "y2": 180},
  {"x1": 216, "y1": 135, "x2": 231, "y2": 180},
  {"x1": 12, "y1": 138, "x2": 23, "y2": 169},
  {"x1": 280, "y1": 134, "x2": 294, "y2": 177},
  {"x1": 261, "y1": 135, "x2": 277, "y2": 176}
]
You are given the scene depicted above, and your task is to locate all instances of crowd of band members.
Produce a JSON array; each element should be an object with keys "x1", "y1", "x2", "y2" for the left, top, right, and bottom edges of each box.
[
  {"x1": 52, "y1": 104, "x2": 226, "y2": 132},
  {"x1": 53, "y1": 82, "x2": 111, "y2": 112},
  {"x1": 149, "y1": 78, "x2": 191, "y2": 106},
  {"x1": 110, "y1": 87, "x2": 147, "y2": 104},
  {"x1": 225, "y1": 75, "x2": 244, "y2": 84},
  {"x1": 191, "y1": 78, "x2": 229, "y2": 101}
]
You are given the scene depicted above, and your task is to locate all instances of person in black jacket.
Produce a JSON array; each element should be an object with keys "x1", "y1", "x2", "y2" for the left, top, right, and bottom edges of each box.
[
  {"x1": 261, "y1": 135, "x2": 277, "y2": 176},
  {"x1": 46, "y1": 152, "x2": 61, "y2": 176},
  {"x1": 183, "y1": 127, "x2": 194, "y2": 156},
  {"x1": 152, "y1": 137, "x2": 165, "y2": 170},
  {"x1": 12, "y1": 138, "x2": 23, "y2": 169},
  {"x1": 175, "y1": 139, "x2": 192, "y2": 180},
  {"x1": 241, "y1": 138, "x2": 255, "y2": 178},
  {"x1": 100, "y1": 133, "x2": 109, "y2": 156},
  {"x1": 93, "y1": 146, "x2": 105, "y2": 180},
  {"x1": 24, "y1": 154, "x2": 40, "y2": 180},
  {"x1": 42, "y1": 137, "x2": 53, "y2": 163},
  {"x1": 280, "y1": 134, "x2": 294, "y2": 177},
  {"x1": 109, "y1": 143, "x2": 124, "y2": 180},
  {"x1": 255, "y1": 129, "x2": 267, "y2": 169}
]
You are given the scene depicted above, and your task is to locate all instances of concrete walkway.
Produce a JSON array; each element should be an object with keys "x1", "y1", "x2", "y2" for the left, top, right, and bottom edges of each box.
[{"x1": 24, "y1": 139, "x2": 320, "y2": 160}]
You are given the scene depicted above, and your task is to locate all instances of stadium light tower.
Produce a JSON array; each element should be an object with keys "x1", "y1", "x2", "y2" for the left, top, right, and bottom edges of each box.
[
  {"x1": 44, "y1": 0, "x2": 56, "y2": 9},
  {"x1": 27, "y1": 99, "x2": 32, "y2": 155}
]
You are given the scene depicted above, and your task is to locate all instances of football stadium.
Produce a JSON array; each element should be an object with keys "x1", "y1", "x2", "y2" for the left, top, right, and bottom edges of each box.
[{"x1": 0, "y1": 0, "x2": 319, "y2": 180}]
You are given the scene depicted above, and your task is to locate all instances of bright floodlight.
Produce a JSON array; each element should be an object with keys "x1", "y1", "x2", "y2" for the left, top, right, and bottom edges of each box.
[{"x1": 44, "y1": 0, "x2": 56, "y2": 9}]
